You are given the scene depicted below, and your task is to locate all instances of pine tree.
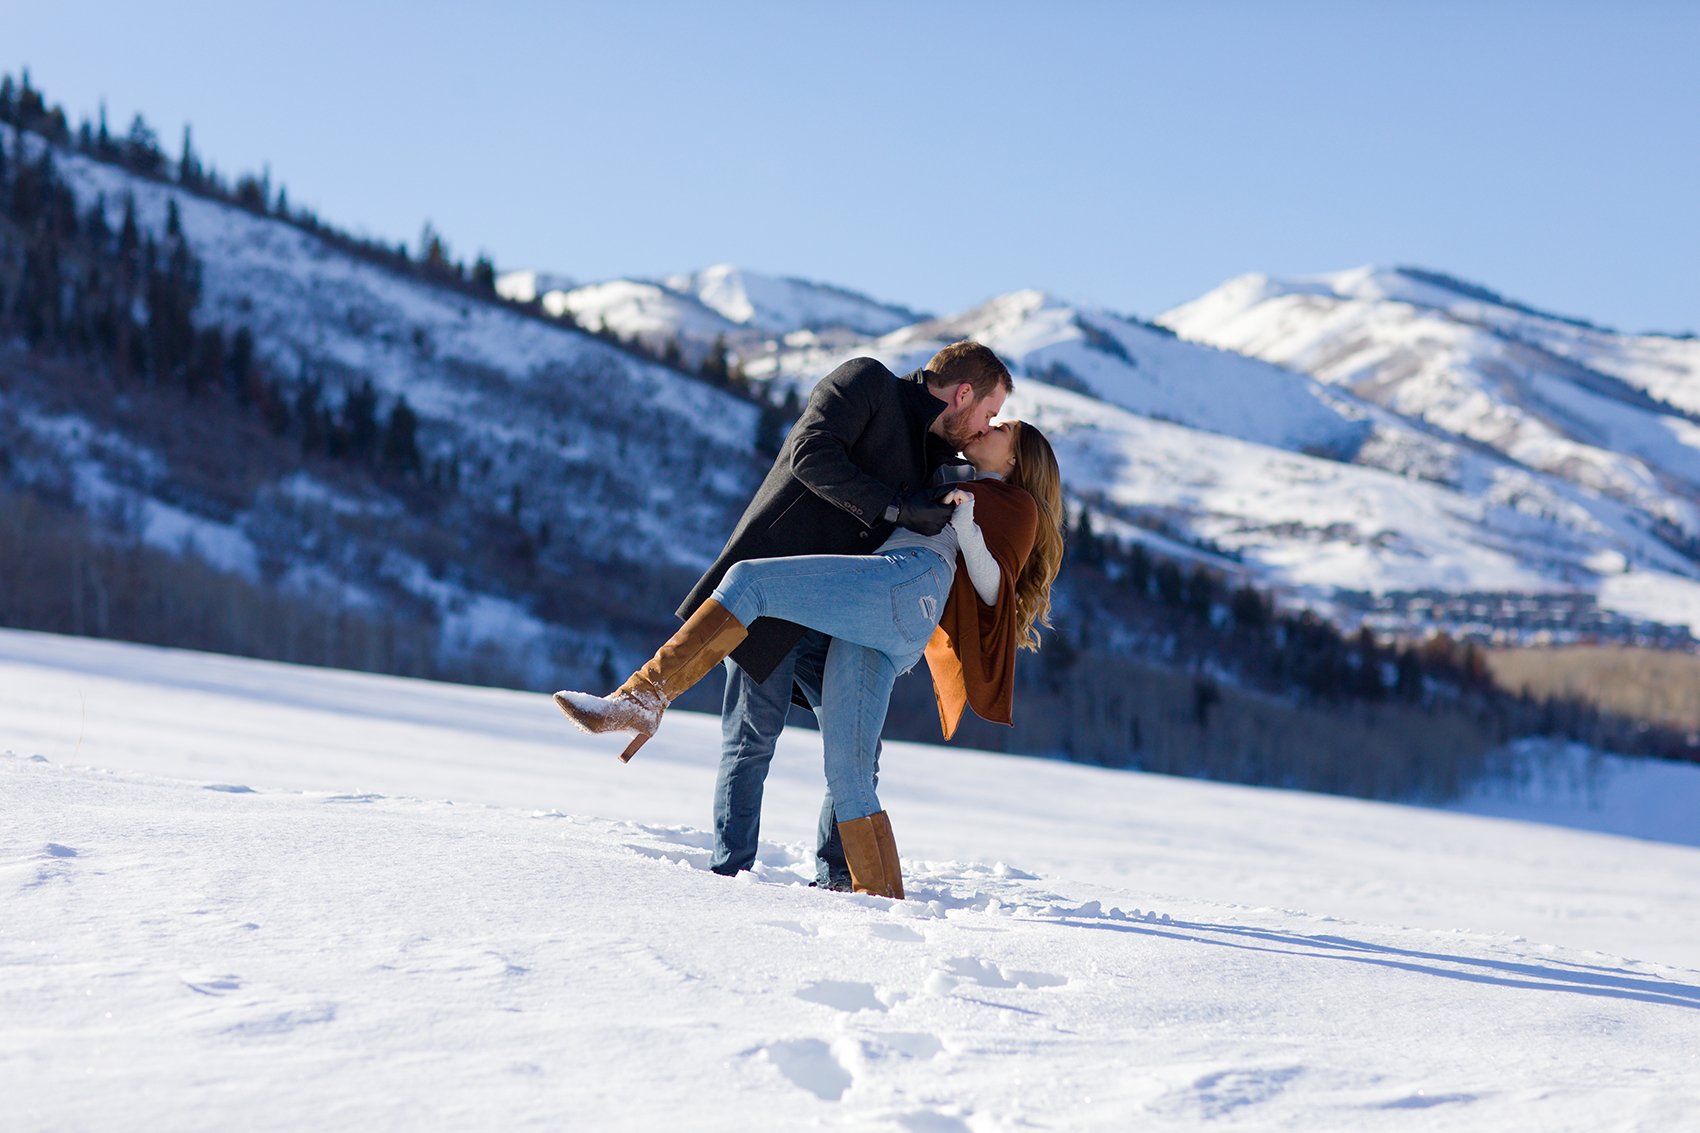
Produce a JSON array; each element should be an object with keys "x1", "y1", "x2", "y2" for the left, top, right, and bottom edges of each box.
[
  {"x1": 17, "y1": 69, "x2": 44, "y2": 130},
  {"x1": 1154, "y1": 560, "x2": 1183, "y2": 606},
  {"x1": 177, "y1": 125, "x2": 201, "y2": 188},
  {"x1": 117, "y1": 195, "x2": 140, "y2": 266},
  {"x1": 1072, "y1": 508, "x2": 1103, "y2": 567},
  {"x1": 234, "y1": 173, "x2": 266, "y2": 212},
  {"x1": 700, "y1": 333, "x2": 731, "y2": 387},
  {"x1": 123, "y1": 113, "x2": 163, "y2": 176},
  {"x1": 381, "y1": 396, "x2": 422, "y2": 476},
  {"x1": 263, "y1": 379, "x2": 290, "y2": 434},
  {"x1": 418, "y1": 221, "x2": 450, "y2": 278},
  {"x1": 1395, "y1": 646, "x2": 1425, "y2": 702},
  {"x1": 754, "y1": 385, "x2": 794, "y2": 456},
  {"x1": 1230, "y1": 583, "x2": 1268, "y2": 633},
  {"x1": 472, "y1": 254, "x2": 496, "y2": 292},
  {"x1": 341, "y1": 379, "x2": 380, "y2": 461},
  {"x1": 186, "y1": 326, "x2": 224, "y2": 397},
  {"x1": 297, "y1": 382, "x2": 325, "y2": 453},
  {"x1": 19, "y1": 237, "x2": 62, "y2": 347},
  {"x1": 229, "y1": 326, "x2": 256, "y2": 402},
  {"x1": 1184, "y1": 566, "x2": 1217, "y2": 621},
  {"x1": 1125, "y1": 541, "x2": 1151, "y2": 596}
]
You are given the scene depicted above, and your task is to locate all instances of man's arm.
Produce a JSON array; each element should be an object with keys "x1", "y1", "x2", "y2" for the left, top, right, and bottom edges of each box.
[{"x1": 786, "y1": 359, "x2": 910, "y2": 527}]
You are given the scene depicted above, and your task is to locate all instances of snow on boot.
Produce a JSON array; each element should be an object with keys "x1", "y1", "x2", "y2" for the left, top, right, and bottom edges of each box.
[{"x1": 554, "y1": 599, "x2": 747, "y2": 761}]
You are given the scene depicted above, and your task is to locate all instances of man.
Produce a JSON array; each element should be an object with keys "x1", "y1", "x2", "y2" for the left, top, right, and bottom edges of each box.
[{"x1": 675, "y1": 341, "x2": 1013, "y2": 886}]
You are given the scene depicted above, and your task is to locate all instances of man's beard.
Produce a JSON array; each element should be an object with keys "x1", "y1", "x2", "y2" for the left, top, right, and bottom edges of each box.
[{"x1": 937, "y1": 406, "x2": 981, "y2": 451}]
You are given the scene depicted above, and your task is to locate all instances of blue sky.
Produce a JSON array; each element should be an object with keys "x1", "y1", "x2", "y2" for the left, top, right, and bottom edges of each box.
[{"x1": 9, "y1": 1, "x2": 1699, "y2": 332}]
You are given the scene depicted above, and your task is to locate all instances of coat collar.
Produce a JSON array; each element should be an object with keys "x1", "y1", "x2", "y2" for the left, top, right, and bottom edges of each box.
[{"x1": 901, "y1": 369, "x2": 950, "y2": 431}]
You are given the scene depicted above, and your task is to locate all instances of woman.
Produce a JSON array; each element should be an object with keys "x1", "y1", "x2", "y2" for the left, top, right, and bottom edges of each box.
[{"x1": 555, "y1": 421, "x2": 1065, "y2": 898}]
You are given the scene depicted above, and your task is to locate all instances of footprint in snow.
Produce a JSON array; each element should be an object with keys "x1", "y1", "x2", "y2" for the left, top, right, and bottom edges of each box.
[
  {"x1": 181, "y1": 973, "x2": 244, "y2": 996},
  {"x1": 221, "y1": 1002, "x2": 338, "y2": 1038},
  {"x1": 930, "y1": 956, "x2": 1068, "y2": 991},
  {"x1": 795, "y1": 979, "x2": 888, "y2": 1013},
  {"x1": 628, "y1": 822, "x2": 716, "y2": 850},
  {"x1": 1165, "y1": 1066, "x2": 1304, "y2": 1120},
  {"x1": 10, "y1": 844, "x2": 81, "y2": 891},
  {"x1": 868, "y1": 1032, "x2": 945, "y2": 1061},
  {"x1": 868, "y1": 923, "x2": 926, "y2": 943},
  {"x1": 755, "y1": 1037, "x2": 854, "y2": 1101},
  {"x1": 1377, "y1": 1090, "x2": 1477, "y2": 1110},
  {"x1": 203, "y1": 784, "x2": 256, "y2": 794}
]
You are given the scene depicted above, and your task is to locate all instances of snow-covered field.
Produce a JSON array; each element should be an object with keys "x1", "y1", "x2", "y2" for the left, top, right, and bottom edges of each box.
[{"x1": 6, "y1": 628, "x2": 1700, "y2": 1131}]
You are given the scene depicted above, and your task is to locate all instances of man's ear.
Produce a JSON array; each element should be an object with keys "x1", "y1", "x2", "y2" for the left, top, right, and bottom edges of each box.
[{"x1": 953, "y1": 382, "x2": 975, "y2": 408}]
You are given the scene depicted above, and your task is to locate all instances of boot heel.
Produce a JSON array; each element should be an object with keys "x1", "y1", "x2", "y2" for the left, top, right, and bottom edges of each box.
[{"x1": 619, "y1": 732, "x2": 651, "y2": 763}]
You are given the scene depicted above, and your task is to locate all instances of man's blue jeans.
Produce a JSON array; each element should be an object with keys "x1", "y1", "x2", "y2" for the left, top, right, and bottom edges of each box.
[
  {"x1": 709, "y1": 630, "x2": 855, "y2": 882},
  {"x1": 706, "y1": 548, "x2": 953, "y2": 880}
]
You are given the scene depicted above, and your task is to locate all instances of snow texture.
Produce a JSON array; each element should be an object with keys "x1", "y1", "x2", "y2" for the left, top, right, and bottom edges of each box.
[{"x1": 6, "y1": 627, "x2": 1700, "y2": 1131}]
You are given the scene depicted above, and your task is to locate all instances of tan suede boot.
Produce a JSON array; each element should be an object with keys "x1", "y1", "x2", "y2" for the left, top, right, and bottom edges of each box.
[
  {"x1": 554, "y1": 599, "x2": 747, "y2": 761},
  {"x1": 836, "y1": 811, "x2": 905, "y2": 899}
]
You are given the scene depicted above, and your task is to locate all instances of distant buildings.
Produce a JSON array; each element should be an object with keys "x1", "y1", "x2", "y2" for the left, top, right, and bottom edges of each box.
[{"x1": 1338, "y1": 589, "x2": 1696, "y2": 650}]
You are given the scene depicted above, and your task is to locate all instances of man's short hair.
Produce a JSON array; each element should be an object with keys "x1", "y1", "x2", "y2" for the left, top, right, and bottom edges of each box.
[{"x1": 925, "y1": 341, "x2": 1012, "y2": 402}]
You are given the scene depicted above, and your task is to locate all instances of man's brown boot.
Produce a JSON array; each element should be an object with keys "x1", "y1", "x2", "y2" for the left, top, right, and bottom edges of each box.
[
  {"x1": 554, "y1": 599, "x2": 747, "y2": 761},
  {"x1": 835, "y1": 811, "x2": 905, "y2": 899}
]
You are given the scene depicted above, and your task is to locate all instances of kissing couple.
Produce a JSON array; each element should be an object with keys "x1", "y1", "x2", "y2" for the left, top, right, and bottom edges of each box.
[{"x1": 556, "y1": 341, "x2": 1063, "y2": 899}]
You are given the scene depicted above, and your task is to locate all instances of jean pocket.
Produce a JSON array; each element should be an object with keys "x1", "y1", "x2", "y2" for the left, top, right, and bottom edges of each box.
[{"x1": 891, "y1": 570, "x2": 943, "y2": 645}]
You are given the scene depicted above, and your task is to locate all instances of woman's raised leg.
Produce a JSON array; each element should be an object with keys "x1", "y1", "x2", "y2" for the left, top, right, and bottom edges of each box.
[{"x1": 710, "y1": 549, "x2": 946, "y2": 660}]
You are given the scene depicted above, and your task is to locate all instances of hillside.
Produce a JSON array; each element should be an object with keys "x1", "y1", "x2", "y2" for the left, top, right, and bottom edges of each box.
[
  {"x1": 7, "y1": 629, "x2": 1700, "y2": 1131},
  {"x1": 1158, "y1": 266, "x2": 1700, "y2": 540},
  {"x1": 1, "y1": 121, "x2": 768, "y2": 691}
]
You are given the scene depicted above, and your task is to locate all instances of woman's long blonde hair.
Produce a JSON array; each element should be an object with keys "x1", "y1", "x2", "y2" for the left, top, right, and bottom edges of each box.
[{"x1": 1004, "y1": 422, "x2": 1065, "y2": 652}]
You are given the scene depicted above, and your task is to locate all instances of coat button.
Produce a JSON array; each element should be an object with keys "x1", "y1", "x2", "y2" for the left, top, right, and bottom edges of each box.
[{"x1": 859, "y1": 531, "x2": 869, "y2": 539}]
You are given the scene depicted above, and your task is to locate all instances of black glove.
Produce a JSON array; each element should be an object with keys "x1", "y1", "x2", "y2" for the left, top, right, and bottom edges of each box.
[{"x1": 890, "y1": 487, "x2": 953, "y2": 536}]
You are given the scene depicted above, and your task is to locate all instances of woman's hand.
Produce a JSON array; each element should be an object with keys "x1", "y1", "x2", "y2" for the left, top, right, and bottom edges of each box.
[{"x1": 948, "y1": 490, "x2": 976, "y2": 530}]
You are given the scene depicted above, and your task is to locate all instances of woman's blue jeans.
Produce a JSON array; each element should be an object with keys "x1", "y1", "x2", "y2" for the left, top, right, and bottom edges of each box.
[{"x1": 710, "y1": 547, "x2": 953, "y2": 822}]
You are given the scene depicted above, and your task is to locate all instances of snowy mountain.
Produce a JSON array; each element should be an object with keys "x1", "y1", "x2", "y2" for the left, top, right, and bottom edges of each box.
[
  {"x1": 495, "y1": 263, "x2": 923, "y2": 363},
  {"x1": 744, "y1": 288, "x2": 1371, "y2": 456},
  {"x1": 1159, "y1": 266, "x2": 1700, "y2": 522},
  {"x1": 491, "y1": 268, "x2": 577, "y2": 303},
  {"x1": 662, "y1": 263, "x2": 924, "y2": 339},
  {"x1": 731, "y1": 283, "x2": 1700, "y2": 635},
  {"x1": 9, "y1": 629, "x2": 1700, "y2": 1130}
]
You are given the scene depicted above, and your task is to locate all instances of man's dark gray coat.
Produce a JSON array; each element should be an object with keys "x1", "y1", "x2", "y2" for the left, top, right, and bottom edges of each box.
[{"x1": 678, "y1": 357, "x2": 952, "y2": 682}]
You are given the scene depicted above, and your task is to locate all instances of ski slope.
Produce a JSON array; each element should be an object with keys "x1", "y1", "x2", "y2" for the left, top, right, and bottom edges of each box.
[{"x1": 6, "y1": 629, "x2": 1700, "y2": 1131}]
